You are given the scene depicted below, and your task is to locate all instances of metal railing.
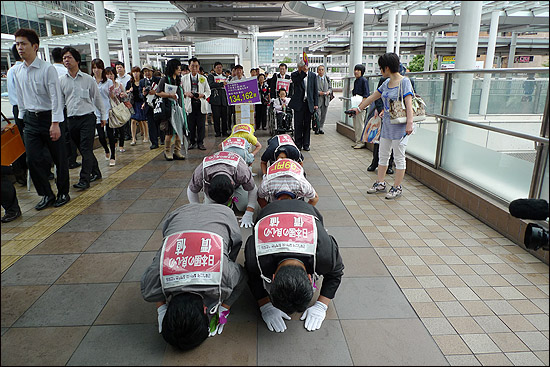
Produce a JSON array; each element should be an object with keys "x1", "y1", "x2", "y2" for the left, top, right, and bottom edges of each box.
[{"x1": 338, "y1": 68, "x2": 549, "y2": 204}]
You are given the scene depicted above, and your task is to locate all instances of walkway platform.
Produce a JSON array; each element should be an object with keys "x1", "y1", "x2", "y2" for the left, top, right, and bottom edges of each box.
[{"x1": 1, "y1": 100, "x2": 548, "y2": 366}]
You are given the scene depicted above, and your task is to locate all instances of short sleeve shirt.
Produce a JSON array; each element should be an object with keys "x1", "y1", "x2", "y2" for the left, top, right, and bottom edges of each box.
[
  {"x1": 376, "y1": 77, "x2": 414, "y2": 140},
  {"x1": 227, "y1": 124, "x2": 258, "y2": 146}
]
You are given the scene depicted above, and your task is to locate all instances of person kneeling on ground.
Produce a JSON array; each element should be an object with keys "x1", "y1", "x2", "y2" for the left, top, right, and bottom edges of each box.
[
  {"x1": 220, "y1": 136, "x2": 255, "y2": 166},
  {"x1": 260, "y1": 134, "x2": 304, "y2": 175},
  {"x1": 141, "y1": 203, "x2": 247, "y2": 350},
  {"x1": 187, "y1": 151, "x2": 258, "y2": 228},
  {"x1": 244, "y1": 200, "x2": 344, "y2": 332},
  {"x1": 258, "y1": 158, "x2": 318, "y2": 208}
]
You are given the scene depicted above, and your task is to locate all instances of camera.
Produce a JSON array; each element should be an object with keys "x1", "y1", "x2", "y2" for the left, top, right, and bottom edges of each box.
[
  {"x1": 344, "y1": 109, "x2": 357, "y2": 116},
  {"x1": 192, "y1": 92, "x2": 200, "y2": 99},
  {"x1": 509, "y1": 198, "x2": 549, "y2": 251}
]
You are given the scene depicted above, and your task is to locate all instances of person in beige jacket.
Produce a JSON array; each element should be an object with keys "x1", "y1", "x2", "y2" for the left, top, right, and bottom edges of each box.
[{"x1": 182, "y1": 57, "x2": 211, "y2": 150}]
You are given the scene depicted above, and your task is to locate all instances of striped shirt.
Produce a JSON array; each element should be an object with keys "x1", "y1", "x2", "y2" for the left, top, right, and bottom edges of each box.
[{"x1": 258, "y1": 174, "x2": 316, "y2": 202}]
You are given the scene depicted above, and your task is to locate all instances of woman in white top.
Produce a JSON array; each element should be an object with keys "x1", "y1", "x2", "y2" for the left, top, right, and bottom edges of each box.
[
  {"x1": 272, "y1": 88, "x2": 292, "y2": 131},
  {"x1": 91, "y1": 59, "x2": 114, "y2": 165},
  {"x1": 105, "y1": 66, "x2": 128, "y2": 163}
]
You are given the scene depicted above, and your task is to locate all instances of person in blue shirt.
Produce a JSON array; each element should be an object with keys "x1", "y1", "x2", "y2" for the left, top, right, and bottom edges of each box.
[
  {"x1": 351, "y1": 64, "x2": 370, "y2": 149},
  {"x1": 352, "y1": 53, "x2": 415, "y2": 200}
]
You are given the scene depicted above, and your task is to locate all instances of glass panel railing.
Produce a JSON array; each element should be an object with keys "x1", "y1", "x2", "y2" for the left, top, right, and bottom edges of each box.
[
  {"x1": 440, "y1": 120, "x2": 536, "y2": 202},
  {"x1": 407, "y1": 117, "x2": 439, "y2": 165},
  {"x1": 540, "y1": 153, "x2": 549, "y2": 202}
]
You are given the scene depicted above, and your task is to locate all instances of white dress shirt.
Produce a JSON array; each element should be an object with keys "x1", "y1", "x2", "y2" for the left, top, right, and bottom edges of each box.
[
  {"x1": 94, "y1": 78, "x2": 113, "y2": 124},
  {"x1": 59, "y1": 69, "x2": 107, "y2": 120},
  {"x1": 116, "y1": 73, "x2": 131, "y2": 90},
  {"x1": 14, "y1": 57, "x2": 64, "y2": 122},
  {"x1": 6, "y1": 61, "x2": 23, "y2": 106},
  {"x1": 53, "y1": 63, "x2": 67, "y2": 78}
]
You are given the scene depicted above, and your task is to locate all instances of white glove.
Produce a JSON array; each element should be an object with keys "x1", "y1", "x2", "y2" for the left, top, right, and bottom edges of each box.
[
  {"x1": 300, "y1": 301, "x2": 328, "y2": 331},
  {"x1": 260, "y1": 302, "x2": 291, "y2": 332},
  {"x1": 157, "y1": 303, "x2": 168, "y2": 334},
  {"x1": 187, "y1": 186, "x2": 200, "y2": 204},
  {"x1": 208, "y1": 305, "x2": 230, "y2": 337},
  {"x1": 240, "y1": 210, "x2": 254, "y2": 228}
]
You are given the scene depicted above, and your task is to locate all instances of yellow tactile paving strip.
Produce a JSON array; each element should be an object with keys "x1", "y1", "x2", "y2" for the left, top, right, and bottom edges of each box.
[{"x1": 1, "y1": 148, "x2": 162, "y2": 272}]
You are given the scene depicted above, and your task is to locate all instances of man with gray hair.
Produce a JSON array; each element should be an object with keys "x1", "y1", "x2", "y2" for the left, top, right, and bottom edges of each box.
[{"x1": 289, "y1": 59, "x2": 318, "y2": 151}]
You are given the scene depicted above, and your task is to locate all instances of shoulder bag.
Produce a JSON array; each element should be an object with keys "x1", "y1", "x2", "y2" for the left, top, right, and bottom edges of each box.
[
  {"x1": 389, "y1": 77, "x2": 426, "y2": 124},
  {"x1": 153, "y1": 77, "x2": 171, "y2": 123},
  {"x1": 108, "y1": 95, "x2": 131, "y2": 128}
]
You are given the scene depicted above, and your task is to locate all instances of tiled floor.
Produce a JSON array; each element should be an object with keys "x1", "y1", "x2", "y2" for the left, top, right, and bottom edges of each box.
[{"x1": 1, "y1": 100, "x2": 548, "y2": 366}]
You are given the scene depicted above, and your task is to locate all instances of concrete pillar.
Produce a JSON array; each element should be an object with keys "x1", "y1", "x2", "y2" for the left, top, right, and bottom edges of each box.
[
  {"x1": 45, "y1": 19, "x2": 52, "y2": 37},
  {"x1": 121, "y1": 29, "x2": 130, "y2": 66},
  {"x1": 156, "y1": 54, "x2": 160, "y2": 69},
  {"x1": 62, "y1": 15, "x2": 68, "y2": 35},
  {"x1": 43, "y1": 44, "x2": 50, "y2": 63},
  {"x1": 349, "y1": 28, "x2": 355, "y2": 76},
  {"x1": 496, "y1": 54, "x2": 502, "y2": 68},
  {"x1": 7, "y1": 52, "x2": 11, "y2": 67},
  {"x1": 395, "y1": 10, "x2": 403, "y2": 55},
  {"x1": 479, "y1": 10, "x2": 500, "y2": 115},
  {"x1": 437, "y1": 54, "x2": 442, "y2": 70},
  {"x1": 250, "y1": 26, "x2": 258, "y2": 68},
  {"x1": 90, "y1": 40, "x2": 96, "y2": 60},
  {"x1": 351, "y1": 1, "x2": 365, "y2": 69},
  {"x1": 507, "y1": 32, "x2": 517, "y2": 67},
  {"x1": 430, "y1": 32, "x2": 436, "y2": 70},
  {"x1": 129, "y1": 12, "x2": 140, "y2": 68},
  {"x1": 323, "y1": 55, "x2": 327, "y2": 67},
  {"x1": 93, "y1": 1, "x2": 110, "y2": 65},
  {"x1": 188, "y1": 46, "x2": 193, "y2": 61},
  {"x1": 424, "y1": 32, "x2": 432, "y2": 71},
  {"x1": 386, "y1": 8, "x2": 396, "y2": 53},
  {"x1": 234, "y1": 54, "x2": 238, "y2": 66},
  {"x1": 117, "y1": 50, "x2": 123, "y2": 63},
  {"x1": 450, "y1": 0, "x2": 482, "y2": 121}
]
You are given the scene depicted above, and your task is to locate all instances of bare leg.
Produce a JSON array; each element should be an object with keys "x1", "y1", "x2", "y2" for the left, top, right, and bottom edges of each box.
[{"x1": 130, "y1": 119, "x2": 137, "y2": 145}]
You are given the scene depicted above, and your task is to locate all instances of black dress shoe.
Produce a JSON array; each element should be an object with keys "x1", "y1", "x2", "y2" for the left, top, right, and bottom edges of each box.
[
  {"x1": 386, "y1": 167, "x2": 394, "y2": 174},
  {"x1": 35, "y1": 195, "x2": 55, "y2": 210},
  {"x1": 54, "y1": 194, "x2": 70, "y2": 207},
  {"x1": 314, "y1": 130, "x2": 320, "y2": 135},
  {"x1": 189, "y1": 143, "x2": 197, "y2": 150},
  {"x1": 303, "y1": 146, "x2": 310, "y2": 151},
  {"x1": 90, "y1": 173, "x2": 102, "y2": 182},
  {"x1": 367, "y1": 163, "x2": 377, "y2": 172},
  {"x1": 48, "y1": 172, "x2": 54, "y2": 180},
  {"x1": 198, "y1": 144, "x2": 207, "y2": 150},
  {"x1": 69, "y1": 162, "x2": 82, "y2": 169},
  {"x1": 1, "y1": 209, "x2": 21, "y2": 223},
  {"x1": 73, "y1": 181, "x2": 90, "y2": 190},
  {"x1": 150, "y1": 144, "x2": 159, "y2": 150},
  {"x1": 319, "y1": 130, "x2": 324, "y2": 134}
]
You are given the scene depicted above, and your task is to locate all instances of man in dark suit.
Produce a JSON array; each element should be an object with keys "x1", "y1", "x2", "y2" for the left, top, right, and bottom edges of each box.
[
  {"x1": 140, "y1": 63, "x2": 162, "y2": 149},
  {"x1": 268, "y1": 63, "x2": 293, "y2": 99},
  {"x1": 289, "y1": 59, "x2": 318, "y2": 151}
]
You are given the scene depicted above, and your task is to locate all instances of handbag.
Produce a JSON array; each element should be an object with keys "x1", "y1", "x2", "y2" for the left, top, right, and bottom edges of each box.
[
  {"x1": 109, "y1": 96, "x2": 131, "y2": 128},
  {"x1": 1, "y1": 115, "x2": 25, "y2": 166},
  {"x1": 389, "y1": 77, "x2": 426, "y2": 124},
  {"x1": 361, "y1": 115, "x2": 381, "y2": 143}
]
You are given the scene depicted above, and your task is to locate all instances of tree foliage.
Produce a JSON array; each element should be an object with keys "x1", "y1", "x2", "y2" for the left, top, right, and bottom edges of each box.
[{"x1": 407, "y1": 55, "x2": 438, "y2": 72}]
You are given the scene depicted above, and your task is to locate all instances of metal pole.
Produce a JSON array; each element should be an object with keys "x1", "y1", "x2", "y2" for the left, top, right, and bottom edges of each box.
[
  {"x1": 450, "y1": 1, "x2": 482, "y2": 123},
  {"x1": 129, "y1": 12, "x2": 140, "y2": 68},
  {"x1": 6, "y1": 52, "x2": 11, "y2": 67},
  {"x1": 93, "y1": 1, "x2": 110, "y2": 65},
  {"x1": 62, "y1": 15, "x2": 68, "y2": 35},
  {"x1": 352, "y1": 1, "x2": 365, "y2": 68},
  {"x1": 395, "y1": 10, "x2": 403, "y2": 55},
  {"x1": 349, "y1": 28, "x2": 355, "y2": 76},
  {"x1": 121, "y1": 29, "x2": 130, "y2": 66},
  {"x1": 188, "y1": 45, "x2": 193, "y2": 61},
  {"x1": 386, "y1": 8, "x2": 396, "y2": 53},
  {"x1": 43, "y1": 44, "x2": 50, "y2": 63},
  {"x1": 479, "y1": 10, "x2": 500, "y2": 115},
  {"x1": 507, "y1": 32, "x2": 518, "y2": 68},
  {"x1": 423, "y1": 32, "x2": 432, "y2": 71},
  {"x1": 90, "y1": 39, "x2": 96, "y2": 60},
  {"x1": 430, "y1": 32, "x2": 436, "y2": 70},
  {"x1": 45, "y1": 19, "x2": 52, "y2": 37}
]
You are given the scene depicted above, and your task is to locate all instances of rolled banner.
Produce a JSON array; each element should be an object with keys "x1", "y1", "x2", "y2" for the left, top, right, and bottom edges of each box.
[{"x1": 302, "y1": 51, "x2": 308, "y2": 66}]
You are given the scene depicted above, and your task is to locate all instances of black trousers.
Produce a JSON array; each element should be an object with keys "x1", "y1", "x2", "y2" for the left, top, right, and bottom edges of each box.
[
  {"x1": 68, "y1": 113, "x2": 100, "y2": 184},
  {"x1": 1, "y1": 166, "x2": 20, "y2": 214},
  {"x1": 95, "y1": 123, "x2": 109, "y2": 154},
  {"x1": 105, "y1": 124, "x2": 117, "y2": 160},
  {"x1": 146, "y1": 107, "x2": 161, "y2": 146},
  {"x1": 294, "y1": 104, "x2": 312, "y2": 149},
  {"x1": 24, "y1": 111, "x2": 70, "y2": 197},
  {"x1": 188, "y1": 101, "x2": 205, "y2": 145},
  {"x1": 211, "y1": 104, "x2": 228, "y2": 135},
  {"x1": 255, "y1": 104, "x2": 267, "y2": 130},
  {"x1": 11, "y1": 105, "x2": 27, "y2": 178}
]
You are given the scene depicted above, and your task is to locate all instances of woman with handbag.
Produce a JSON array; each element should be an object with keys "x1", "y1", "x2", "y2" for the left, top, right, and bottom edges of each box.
[
  {"x1": 155, "y1": 59, "x2": 185, "y2": 161},
  {"x1": 352, "y1": 53, "x2": 419, "y2": 200},
  {"x1": 105, "y1": 67, "x2": 128, "y2": 161},
  {"x1": 92, "y1": 59, "x2": 114, "y2": 164},
  {"x1": 126, "y1": 66, "x2": 149, "y2": 146}
]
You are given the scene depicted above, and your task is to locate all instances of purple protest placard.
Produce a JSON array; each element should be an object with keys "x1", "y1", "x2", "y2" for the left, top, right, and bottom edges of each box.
[{"x1": 225, "y1": 78, "x2": 261, "y2": 105}]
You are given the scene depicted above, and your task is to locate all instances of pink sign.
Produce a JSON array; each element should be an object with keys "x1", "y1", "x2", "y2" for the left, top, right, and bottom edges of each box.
[
  {"x1": 267, "y1": 158, "x2": 303, "y2": 179},
  {"x1": 203, "y1": 151, "x2": 241, "y2": 168},
  {"x1": 232, "y1": 124, "x2": 252, "y2": 134},
  {"x1": 276, "y1": 134, "x2": 296, "y2": 147},
  {"x1": 255, "y1": 212, "x2": 317, "y2": 256},
  {"x1": 276, "y1": 78, "x2": 290, "y2": 93},
  {"x1": 222, "y1": 137, "x2": 247, "y2": 150},
  {"x1": 161, "y1": 231, "x2": 224, "y2": 288}
]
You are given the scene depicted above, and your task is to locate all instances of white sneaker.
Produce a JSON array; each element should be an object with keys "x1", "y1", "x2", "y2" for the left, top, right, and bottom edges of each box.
[
  {"x1": 385, "y1": 185, "x2": 403, "y2": 199},
  {"x1": 353, "y1": 143, "x2": 365, "y2": 149},
  {"x1": 366, "y1": 181, "x2": 387, "y2": 194},
  {"x1": 109, "y1": 159, "x2": 116, "y2": 166}
]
